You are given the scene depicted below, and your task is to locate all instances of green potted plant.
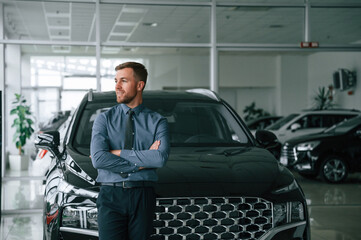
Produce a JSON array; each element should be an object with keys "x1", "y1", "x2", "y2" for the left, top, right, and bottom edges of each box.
[
  {"x1": 9, "y1": 93, "x2": 35, "y2": 171},
  {"x1": 243, "y1": 101, "x2": 270, "y2": 122},
  {"x1": 313, "y1": 86, "x2": 334, "y2": 110}
]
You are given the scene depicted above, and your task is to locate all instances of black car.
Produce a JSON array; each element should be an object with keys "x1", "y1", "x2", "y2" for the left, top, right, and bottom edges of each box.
[
  {"x1": 280, "y1": 116, "x2": 361, "y2": 183},
  {"x1": 36, "y1": 89, "x2": 310, "y2": 240}
]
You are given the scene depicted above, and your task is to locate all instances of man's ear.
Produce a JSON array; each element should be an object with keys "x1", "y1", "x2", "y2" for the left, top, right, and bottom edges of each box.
[{"x1": 137, "y1": 81, "x2": 145, "y2": 91}]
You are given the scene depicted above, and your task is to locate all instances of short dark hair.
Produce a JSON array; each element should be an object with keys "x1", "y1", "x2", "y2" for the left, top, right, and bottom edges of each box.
[{"x1": 115, "y1": 62, "x2": 148, "y2": 86}]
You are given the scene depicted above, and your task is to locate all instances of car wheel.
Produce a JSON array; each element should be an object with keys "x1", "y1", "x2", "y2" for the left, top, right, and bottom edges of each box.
[{"x1": 320, "y1": 156, "x2": 348, "y2": 183}]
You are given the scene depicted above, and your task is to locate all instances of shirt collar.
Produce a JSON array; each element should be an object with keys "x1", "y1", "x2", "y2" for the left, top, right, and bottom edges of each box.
[{"x1": 120, "y1": 103, "x2": 144, "y2": 115}]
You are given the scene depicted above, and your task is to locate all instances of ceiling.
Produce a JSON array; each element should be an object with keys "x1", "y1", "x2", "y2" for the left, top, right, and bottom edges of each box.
[{"x1": 2, "y1": 0, "x2": 361, "y2": 55}]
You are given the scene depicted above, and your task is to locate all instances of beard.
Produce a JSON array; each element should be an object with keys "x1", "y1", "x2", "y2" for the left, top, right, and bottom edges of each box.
[{"x1": 116, "y1": 90, "x2": 137, "y2": 104}]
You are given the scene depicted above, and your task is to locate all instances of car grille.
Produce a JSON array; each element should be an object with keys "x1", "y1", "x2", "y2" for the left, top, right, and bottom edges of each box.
[
  {"x1": 281, "y1": 144, "x2": 297, "y2": 166},
  {"x1": 150, "y1": 197, "x2": 273, "y2": 240}
]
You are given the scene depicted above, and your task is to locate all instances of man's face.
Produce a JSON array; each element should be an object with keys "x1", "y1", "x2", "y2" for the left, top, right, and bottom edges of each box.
[{"x1": 115, "y1": 68, "x2": 142, "y2": 104}]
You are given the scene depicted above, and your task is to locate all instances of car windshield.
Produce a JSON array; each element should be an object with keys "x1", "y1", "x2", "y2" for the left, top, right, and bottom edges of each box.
[
  {"x1": 266, "y1": 113, "x2": 299, "y2": 130},
  {"x1": 323, "y1": 116, "x2": 361, "y2": 134},
  {"x1": 72, "y1": 98, "x2": 250, "y2": 155}
]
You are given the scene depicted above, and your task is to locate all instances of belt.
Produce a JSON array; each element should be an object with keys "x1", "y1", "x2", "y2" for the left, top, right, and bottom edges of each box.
[{"x1": 100, "y1": 181, "x2": 155, "y2": 188}]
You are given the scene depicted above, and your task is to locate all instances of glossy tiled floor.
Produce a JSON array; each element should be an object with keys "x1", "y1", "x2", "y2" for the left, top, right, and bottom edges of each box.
[{"x1": 1, "y1": 168, "x2": 361, "y2": 240}]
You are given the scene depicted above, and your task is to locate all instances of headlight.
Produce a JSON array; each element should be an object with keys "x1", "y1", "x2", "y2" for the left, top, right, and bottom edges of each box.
[
  {"x1": 295, "y1": 141, "x2": 320, "y2": 151},
  {"x1": 272, "y1": 180, "x2": 305, "y2": 227},
  {"x1": 274, "y1": 201, "x2": 305, "y2": 227},
  {"x1": 62, "y1": 206, "x2": 98, "y2": 230}
]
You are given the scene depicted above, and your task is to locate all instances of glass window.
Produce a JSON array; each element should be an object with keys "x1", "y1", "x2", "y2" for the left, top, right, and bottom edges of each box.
[
  {"x1": 61, "y1": 91, "x2": 87, "y2": 111},
  {"x1": 100, "y1": 4, "x2": 210, "y2": 43},
  {"x1": 73, "y1": 98, "x2": 249, "y2": 155},
  {"x1": 310, "y1": 7, "x2": 361, "y2": 45},
  {"x1": 267, "y1": 114, "x2": 299, "y2": 130},
  {"x1": 101, "y1": 47, "x2": 210, "y2": 91},
  {"x1": 217, "y1": 7, "x2": 304, "y2": 44}
]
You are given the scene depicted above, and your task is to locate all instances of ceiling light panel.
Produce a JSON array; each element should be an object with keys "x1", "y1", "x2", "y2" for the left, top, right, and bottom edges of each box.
[
  {"x1": 310, "y1": 7, "x2": 361, "y2": 45},
  {"x1": 100, "y1": 4, "x2": 210, "y2": 44},
  {"x1": 217, "y1": 7, "x2": 303, "y2": 44}
]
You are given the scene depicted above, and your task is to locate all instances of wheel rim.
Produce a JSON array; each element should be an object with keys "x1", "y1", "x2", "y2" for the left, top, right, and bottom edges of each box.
[{"x1": 323, "y1": 158, "x2": 346, "y2": 182}]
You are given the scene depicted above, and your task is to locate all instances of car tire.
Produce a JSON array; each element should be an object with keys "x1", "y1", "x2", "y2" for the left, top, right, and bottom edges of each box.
[{"x1": 320, "y1": 156, "x2": 348, "y2": 183}]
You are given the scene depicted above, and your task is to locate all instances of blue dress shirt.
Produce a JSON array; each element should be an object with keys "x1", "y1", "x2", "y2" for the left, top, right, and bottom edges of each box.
[{"x1": 90, "y1": 103, "x2": 170, "y2": 183}]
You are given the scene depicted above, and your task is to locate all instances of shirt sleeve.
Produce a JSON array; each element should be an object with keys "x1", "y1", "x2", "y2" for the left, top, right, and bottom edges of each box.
[
  {"x1": 90, "y1": 113, "x2": 138, "y2": 173},
  {"x1": 120, "y1": 117, "x2": 170, "y2": 168}
]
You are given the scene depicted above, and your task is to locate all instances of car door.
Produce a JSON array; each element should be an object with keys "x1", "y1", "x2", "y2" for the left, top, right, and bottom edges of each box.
[{"x1": 347, "y1": 125, "x2": 361, "y2": 170}]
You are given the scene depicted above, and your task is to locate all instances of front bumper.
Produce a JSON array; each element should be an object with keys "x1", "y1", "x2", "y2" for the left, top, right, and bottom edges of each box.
[{"x1": 60, "y1": 221, "x2": 308, "y2": 240}]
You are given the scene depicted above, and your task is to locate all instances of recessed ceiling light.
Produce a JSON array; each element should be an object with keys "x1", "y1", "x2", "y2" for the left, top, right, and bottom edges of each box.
[{"x1": 143, "y1": 22, "x2": 158, "y2": 27}]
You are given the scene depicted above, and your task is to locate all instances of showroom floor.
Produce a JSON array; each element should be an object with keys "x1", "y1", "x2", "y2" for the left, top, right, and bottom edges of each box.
[{"x1": 1, "y1": 167, "x2": 361, "y2": 240}]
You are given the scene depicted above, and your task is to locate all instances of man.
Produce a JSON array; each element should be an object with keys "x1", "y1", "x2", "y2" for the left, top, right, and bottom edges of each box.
[{"x1": 90, "y1": 62, "x2": 170, "y2": 240}]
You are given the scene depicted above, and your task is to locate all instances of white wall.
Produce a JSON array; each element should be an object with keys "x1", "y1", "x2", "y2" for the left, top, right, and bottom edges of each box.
[
  {"x1": 278, "y1": 54, "x2": 308, "y2": 115},
  {"x1": 146, "y1": 54, "x2": 209, "y2": 90},
  {"x1": 218, "y1": 53, "x2": 309, "y2": 117},
  {"x1": 5, "y1": 45, "x2": 22, "y2": 156},
  {"x1": 308, "y1": 52, "x2": 361, "y2": 110}
]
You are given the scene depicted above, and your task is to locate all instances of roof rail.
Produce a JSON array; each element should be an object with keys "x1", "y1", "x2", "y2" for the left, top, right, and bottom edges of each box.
[
  {"x1": 186, "y1": 88, "x2": 221, "y2": 102},
  {"x1": 88, "y1": 89, "x2": 94, "y2": 102}
]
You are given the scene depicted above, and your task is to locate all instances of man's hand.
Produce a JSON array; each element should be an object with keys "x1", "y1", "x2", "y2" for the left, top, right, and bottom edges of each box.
[
  {"x1": 110, "y1": 149, "x2": 121, "y2": 156},
  {"x1": 149, "y1": 140, "x2": 160, "y2": 150}
]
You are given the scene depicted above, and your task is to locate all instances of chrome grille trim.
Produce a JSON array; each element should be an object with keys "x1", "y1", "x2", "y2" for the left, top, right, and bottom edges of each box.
[
  {"x1": 281, "y1": 144, "x2": 297, "y2": 165},
  {"x1": 150, "y1": 197, "x2": 273, "y2": 240}
]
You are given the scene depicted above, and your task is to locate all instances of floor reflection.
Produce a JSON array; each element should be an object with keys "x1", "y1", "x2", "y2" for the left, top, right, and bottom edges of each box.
[{"x1": 294, "y1": 171, "x2": 361, "y2": 240}]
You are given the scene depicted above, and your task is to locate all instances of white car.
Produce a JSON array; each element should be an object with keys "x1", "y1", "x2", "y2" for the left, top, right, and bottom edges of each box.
[{"x1": 265, "y1": 109, "x2": 360, "y2": 143}]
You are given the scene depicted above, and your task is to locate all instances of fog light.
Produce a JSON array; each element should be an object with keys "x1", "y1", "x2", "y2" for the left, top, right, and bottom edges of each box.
[
  {"x1": 291, "y1": 202, "x2": 304, "y2": 222},
  {"x1": 87, "y1": 208, "x2": 98, "y2": 230},
  {"x1": 62, "y1": 207, "x2": 81, "y2": 228},
  {"x1": 274, "y1": 203, "x2": 287, "y2": 227}
]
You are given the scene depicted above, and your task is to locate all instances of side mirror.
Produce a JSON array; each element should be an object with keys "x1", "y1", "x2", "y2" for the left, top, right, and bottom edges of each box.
[
  {"x1": 255, "y1": 130, "x2": 281, "y2": 159},
  {"x1": 290, "y1": 123, "x2": 301, "y2": 132},
  {"x1": 35, "y1": 131, "x2": 60, "y2": 156}
]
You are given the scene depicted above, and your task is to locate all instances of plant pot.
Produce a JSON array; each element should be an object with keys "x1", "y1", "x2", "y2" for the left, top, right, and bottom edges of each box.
[{"x1": 9, "y1": 155, "x2": 29, "y2": 171}]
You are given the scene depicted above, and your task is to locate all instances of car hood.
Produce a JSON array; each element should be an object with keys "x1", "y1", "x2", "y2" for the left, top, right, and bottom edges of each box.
[
  {"x1": 284, "y1": 132, "x2": 344, "y2": 146},
  {"x1": 67, "y1": 146, "x2": 295, "y2": 198},
  {"x1": 155, "y1": 147, "x2": 294, "y2": 198}
]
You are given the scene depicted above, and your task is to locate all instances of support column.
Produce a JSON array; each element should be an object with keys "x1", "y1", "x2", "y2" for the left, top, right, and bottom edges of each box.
[
  {"x1": 0, "y1": 3, "x2": 5, "y2": 181},
  {"x1": 304, "y1": 0, "x2": 310, "y2": 42},
  {"x1": 210, "y1": 0, "x2": 218, "y2": 93},
  {"x1": 96, "y1": 0, "x2": 101, "y2": 92}
]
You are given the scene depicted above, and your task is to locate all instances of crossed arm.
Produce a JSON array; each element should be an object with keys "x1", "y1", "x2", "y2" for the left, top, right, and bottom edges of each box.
[
  {"x1": 90, "y1": 114, "x2": 170, "y2": 174},
  {"x1": 109, "y1": 140, "x2": 161, "y2": 170}
]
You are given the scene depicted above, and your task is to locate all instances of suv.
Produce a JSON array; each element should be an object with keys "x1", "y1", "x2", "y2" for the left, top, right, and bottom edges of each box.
[
  {"x1": 36, "y1": 89, "x2": 310, "y2": 240},
  {"x1": 266, "y1": 109, "x2": 360, "y2": 143},
  {"x1": 280, "y1": 116, "x2": 361, "y2": 183}
]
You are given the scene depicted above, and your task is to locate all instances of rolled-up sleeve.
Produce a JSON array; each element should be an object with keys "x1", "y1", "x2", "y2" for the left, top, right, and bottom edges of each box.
[
  {"x1": 91, "y1": 113, "x2": 138, "y2": 173},
  {"x1": 120, "y1": 117, "x2": 170, "y2": 168}
]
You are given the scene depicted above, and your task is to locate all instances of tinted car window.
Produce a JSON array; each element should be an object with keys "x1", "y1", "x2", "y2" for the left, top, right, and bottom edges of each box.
[
  {"x1": 73, "y1": 99, "x2": 249, "y2": 155},
  {"x1": 324, "y1": 116, "x2": 361, "y2": 134},
  {"x1": 267, "y1": 113, "x2": 299, "y2": 130}
]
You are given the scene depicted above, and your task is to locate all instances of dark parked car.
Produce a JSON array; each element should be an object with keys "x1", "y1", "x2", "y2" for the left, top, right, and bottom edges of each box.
[
  {"x1": 280, "y1": 116, "x2": 361, "y2": 183},
  {"x1": 36, "y1": 89, "x2": 310, "y2": 240}
]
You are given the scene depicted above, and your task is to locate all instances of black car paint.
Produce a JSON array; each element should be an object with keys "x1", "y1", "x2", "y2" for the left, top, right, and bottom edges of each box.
[
  {"x1": 40, "y1": 90, "x2": 310, "y2": 240},
  {"x1": 284, "y1": 117, "x2": 361, "y2": 181}
]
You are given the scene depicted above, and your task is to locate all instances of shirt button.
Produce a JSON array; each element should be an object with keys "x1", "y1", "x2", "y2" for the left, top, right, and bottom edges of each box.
[
  {"x1": 132, "y1": 147, "x2": 134, "y2": 150},
  {"x1": 129, "y1": 174, "x2": 132, "y2": 176},
  {"x1": 132, "y1": 132, "x2": 135, "y2": 135}
]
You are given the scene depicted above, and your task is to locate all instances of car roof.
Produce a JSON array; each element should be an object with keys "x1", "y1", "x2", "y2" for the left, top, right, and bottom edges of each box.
[{"x1": 300, "y1": 109, "x2": 360, "y2": 114}]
